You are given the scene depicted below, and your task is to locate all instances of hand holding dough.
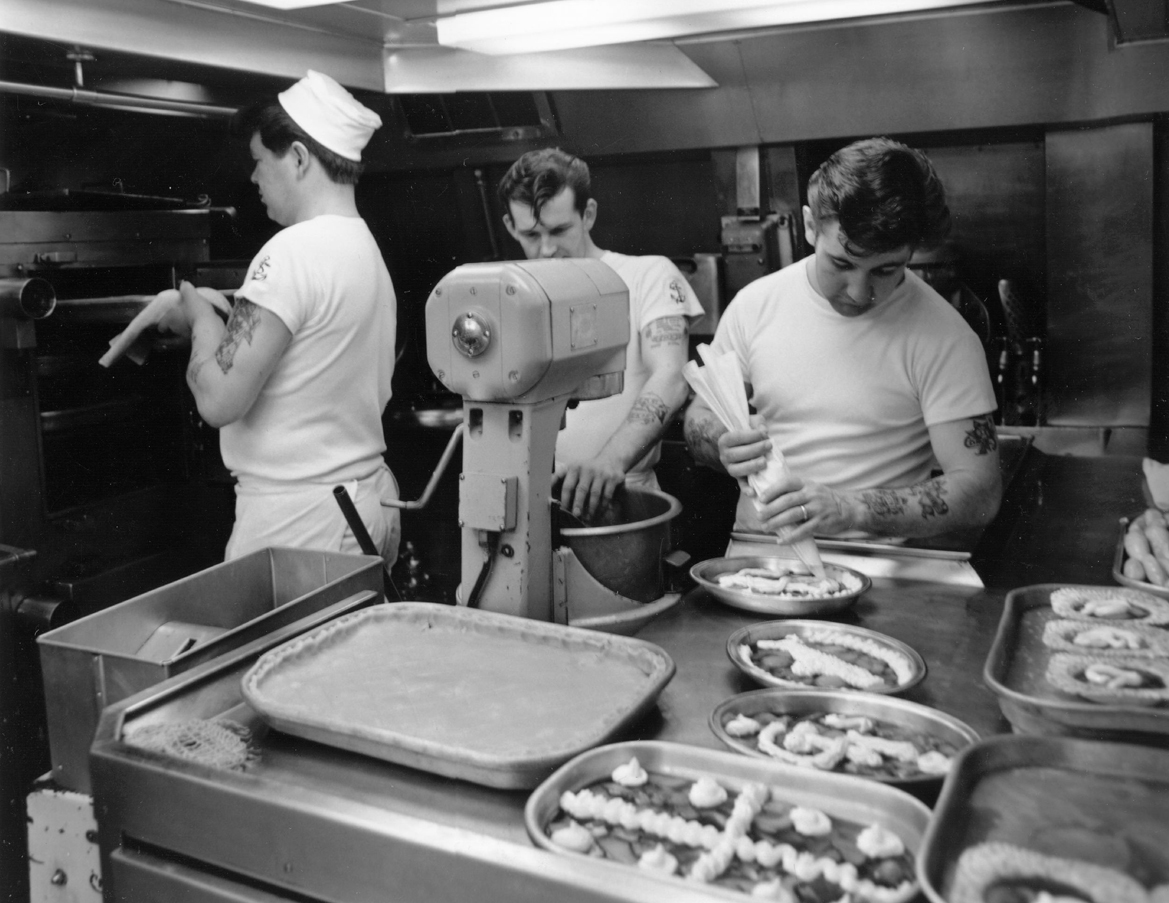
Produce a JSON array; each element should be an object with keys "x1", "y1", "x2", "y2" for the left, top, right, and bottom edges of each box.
[{"x1": 99, "y1": 286, "x2": 231, "y2": 368}]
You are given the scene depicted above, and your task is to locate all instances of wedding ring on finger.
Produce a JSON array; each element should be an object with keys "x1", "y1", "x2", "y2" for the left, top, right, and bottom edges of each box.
[{"x1": 799, "y1": 504, "x2": 809, "y2": 522}]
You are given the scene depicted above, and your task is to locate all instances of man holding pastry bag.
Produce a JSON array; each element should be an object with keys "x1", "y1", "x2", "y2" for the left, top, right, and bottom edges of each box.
[{"x1": 685, "y1": 137, "x2": 1001, "y2": 544}]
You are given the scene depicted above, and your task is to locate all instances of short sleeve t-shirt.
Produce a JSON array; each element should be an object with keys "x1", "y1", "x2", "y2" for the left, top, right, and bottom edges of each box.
[
  {"x1": 711, "y1": 258, "x2": 995, "y2": 497},
  {"x1": 221, "y1": 215, "x2": 397, "y2": 485},
  {"x1": 556, "y1": 252, "x2": 704, "y2": 478}
]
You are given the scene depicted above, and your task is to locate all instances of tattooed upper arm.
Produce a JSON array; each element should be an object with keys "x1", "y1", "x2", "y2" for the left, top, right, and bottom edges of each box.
[
  {"x1": 963, "y1": 414, "x2": 998, "y2": 455},
  {"x1": 215, "y1": 298, "x2": 262, "y2": 374},
  {"x1": 642, "y1": 316, "x2": 688, "y2": 349}
]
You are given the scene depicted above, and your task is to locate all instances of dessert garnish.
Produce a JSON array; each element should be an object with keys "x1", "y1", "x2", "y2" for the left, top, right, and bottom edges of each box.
[
  {"x1": 732, "y1": 709, "x2": 958, "y2": 780},
  {"x1": 548, "y1": 756, "x2": 918, "y2": 902}
]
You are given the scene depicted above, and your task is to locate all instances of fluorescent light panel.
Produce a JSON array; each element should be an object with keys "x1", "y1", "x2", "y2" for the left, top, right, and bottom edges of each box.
[
  {"x1": 384, "y1": 43, "x2": 717, "y2": 92},
  {"x1": 234, "y1": 0, "x2": 349, "y2": 9},
  {"x1": 438, "y1": 0, "x2": 1000, "y2": 55}
]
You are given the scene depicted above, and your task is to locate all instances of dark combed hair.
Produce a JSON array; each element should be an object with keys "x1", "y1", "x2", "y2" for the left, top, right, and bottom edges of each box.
[
  {"x1": 234, "y1": 98, "x2": 365, "y2": 186},
  {"x1": 497, "y1": 148, "x2": 591, "y2": 221},
  {"x1": 806, "y1": 137, "x2": 951, "y2": 256}
]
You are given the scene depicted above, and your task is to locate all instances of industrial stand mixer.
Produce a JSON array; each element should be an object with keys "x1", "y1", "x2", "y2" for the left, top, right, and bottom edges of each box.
[{"x1": 424, "y1": 258, "x2": 684, "y2": 632}]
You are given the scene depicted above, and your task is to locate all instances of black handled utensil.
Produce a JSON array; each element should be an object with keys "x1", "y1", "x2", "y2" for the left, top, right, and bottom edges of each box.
[{"x1": 333, "y1": 485, "x2": 400, "y2": 601}]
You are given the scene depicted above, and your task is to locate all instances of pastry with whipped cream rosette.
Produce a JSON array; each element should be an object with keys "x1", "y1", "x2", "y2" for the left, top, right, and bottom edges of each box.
[{"x1": 545, "y1": 756, "x2": 918, "y2": 902}]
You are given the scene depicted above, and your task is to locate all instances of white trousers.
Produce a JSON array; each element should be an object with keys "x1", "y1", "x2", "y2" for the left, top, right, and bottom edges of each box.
[{"x1": 224, "y1": 463, "x2": 401, "y2": 566}]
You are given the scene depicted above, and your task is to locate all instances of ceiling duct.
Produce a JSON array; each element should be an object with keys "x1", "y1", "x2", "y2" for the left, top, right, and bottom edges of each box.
[
  {"x1": 1072, "y1": 0, "x2": 1169, "y2": 43},
  {"x1": 1108, "y1": 0, "x2": 1169, "y2": 42}
]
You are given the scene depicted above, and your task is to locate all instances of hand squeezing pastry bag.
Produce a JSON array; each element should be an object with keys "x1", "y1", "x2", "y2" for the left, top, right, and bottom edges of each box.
[{"x1": 684, "y1": 345, "x2": 825, "y2": 577}]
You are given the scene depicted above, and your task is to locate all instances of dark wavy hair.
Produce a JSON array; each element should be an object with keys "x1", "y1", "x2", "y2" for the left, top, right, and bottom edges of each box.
[
  {"x1": 806, "y1": 137, "x2": 951, "y2": 256},
  {"x1": 498, "y1": 148, "x2": 591, "y2": 220},
  {"x1": 234, "y1": 98, "x2": 364, "y2": 186}
]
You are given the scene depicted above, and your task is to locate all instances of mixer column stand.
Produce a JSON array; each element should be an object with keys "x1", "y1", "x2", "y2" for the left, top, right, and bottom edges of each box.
[{"x1": 457, "y1": 396, "x2": 567, "y2": 621}]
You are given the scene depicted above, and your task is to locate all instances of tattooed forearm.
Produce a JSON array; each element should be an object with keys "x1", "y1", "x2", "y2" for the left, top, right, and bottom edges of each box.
[
  {"x1": 628, "y1": 393, "x2": 670, "y2": 427},
  {"x1": 860, "y1": 489, "x2": 908, "y2": 519},
  {"x1": 642, "y1": 316, "x2": 687, "y2": 349},
  {"x1": 684, "y1": 414, "x2": 725, "y2": 468},
  {"x1": 964, "y1": 414, "x2": 999, "y2": 455},
  {"x1": 860, "y1": 478, "x2": 950, "y2": 526},
  {"x1": 912, "y1": 479, "x2": 950, "y2": 519},
  {"x1": 215, "y1": 298, "x2": 261, "y2": 374}
]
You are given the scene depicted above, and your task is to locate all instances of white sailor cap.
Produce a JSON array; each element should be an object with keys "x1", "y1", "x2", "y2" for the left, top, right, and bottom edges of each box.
[{"x1": 277, "y1": 70, "x2": 382, "y2": 162}]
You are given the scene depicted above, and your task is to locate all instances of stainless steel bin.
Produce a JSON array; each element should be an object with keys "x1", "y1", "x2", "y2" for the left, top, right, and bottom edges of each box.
[{"x1": 38, "y1": 546, "x2": 383, "y2": 792}]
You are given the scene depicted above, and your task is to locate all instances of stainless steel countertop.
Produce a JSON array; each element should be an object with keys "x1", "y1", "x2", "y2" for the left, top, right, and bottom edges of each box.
[{"x1": 88, "y1": 450, "x2": 1150, "y2": 902}]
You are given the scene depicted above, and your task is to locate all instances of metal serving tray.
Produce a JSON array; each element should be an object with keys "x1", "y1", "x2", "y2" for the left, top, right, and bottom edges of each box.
[
  {"x1": 708, "y1": 688, "x2": 979, "y2": 792},
  {"x1": 726, "y1": 619, "x2": 927, "y2": 694},
  {"x1": 1113, "y1": 513, "x2": 1169, "y2": 599},
  {"x1": 525, "y1": 739, "x2": 931, "y2": 902},
  {"x1": 37, "y1": 546, "x2": 383, "y2": 792},
  {"x1": 691, "y1": 555, "x2": 871, "y2": 617},
  {"x1": 983, "y1": 583, "x2": 1169, "y2": 743},
  {"x1": 241, "y1": 603, "x2": 675, "y2": 789},
  {"x1": 917, "y1": 733, "x2": 1169, "y2": 903}
]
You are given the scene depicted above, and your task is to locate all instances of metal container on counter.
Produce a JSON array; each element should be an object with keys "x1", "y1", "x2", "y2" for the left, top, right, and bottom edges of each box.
[
  {"x1": 558, "y1": 487, "x2": 681, "y2": 604},
  {"x1": 37, "y1": 546, "x2": 383, "y2": 792}
]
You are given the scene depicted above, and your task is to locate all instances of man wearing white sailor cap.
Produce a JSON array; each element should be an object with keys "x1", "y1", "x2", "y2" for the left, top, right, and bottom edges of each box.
[{"x1": 159, "y1": 70, "x2": 402, "y2": 566}]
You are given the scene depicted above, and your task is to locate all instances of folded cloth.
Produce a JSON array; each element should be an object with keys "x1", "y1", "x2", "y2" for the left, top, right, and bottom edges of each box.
[{"x1": 99, "y1": 286, "x2": 231, "y2": 368}]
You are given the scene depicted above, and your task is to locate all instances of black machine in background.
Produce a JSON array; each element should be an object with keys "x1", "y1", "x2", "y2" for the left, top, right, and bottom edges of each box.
[{"x1": 0, "y1": 194, "x2": 240, "y2": 902}]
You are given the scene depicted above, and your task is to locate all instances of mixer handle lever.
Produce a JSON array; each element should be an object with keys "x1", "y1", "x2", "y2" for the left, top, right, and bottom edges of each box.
[{"x1": 383, "y1": 425, "x2": 464, "y2": 511}]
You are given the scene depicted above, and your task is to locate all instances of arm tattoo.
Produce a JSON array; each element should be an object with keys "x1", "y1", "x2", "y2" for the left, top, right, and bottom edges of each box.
[
  {"x1": 628, "y1": 392, "x2": 670, "y2": 427},
  {"x1": 684, "y1": 414, "x2": 724, "y2": 466},
  {"x1": 912, "y1": 479, "x2": 950, "y2": 519},
  {"x1": 860, "y1": 489, "x2": 908, "y2": 519},
  {"x1": 861, "y1": 479, "x2": 950, "y2": 523},
  {"x1": 964, "y1": 414, "x2": 999, "y2": 455},
  {"x1": 642, "y1": 316, "x2": 687, "y2": 349},
  {"x1": 215, "y1": 298, "x2": 261, "y2": 374}
]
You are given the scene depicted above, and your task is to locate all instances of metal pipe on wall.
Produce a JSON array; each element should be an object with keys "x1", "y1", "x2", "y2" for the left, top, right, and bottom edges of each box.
[
  {"x1": 50, "y1": 295, "x2": 155, "y2": 325},
  {"x1": 0, "y1": 78, "x2": 237, "y2": 119},
  {"x1": 0, "y1": 277, "x2": 56, "y2": 319}
]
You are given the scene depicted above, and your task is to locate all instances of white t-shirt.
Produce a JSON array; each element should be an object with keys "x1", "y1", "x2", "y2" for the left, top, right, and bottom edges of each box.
[
  {"x1": 711, "y1": 257, "x2": 996, "y2": 528},
  {"x1": 221, "y1": 214, "x2": 397, "y2": 485},
  {"x1": 557, "y1": 251, "x2": 704, "y2": 480}
]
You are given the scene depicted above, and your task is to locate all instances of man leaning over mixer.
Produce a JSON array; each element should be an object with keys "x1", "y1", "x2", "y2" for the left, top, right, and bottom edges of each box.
[{"x1": 108, "y1": 66, "x2": 1000, "y2": 559}]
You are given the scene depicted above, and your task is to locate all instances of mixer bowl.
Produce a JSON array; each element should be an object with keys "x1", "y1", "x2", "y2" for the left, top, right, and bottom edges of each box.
[{"x1": 558, "y1": 488, "x2": 682, "y2": 603}]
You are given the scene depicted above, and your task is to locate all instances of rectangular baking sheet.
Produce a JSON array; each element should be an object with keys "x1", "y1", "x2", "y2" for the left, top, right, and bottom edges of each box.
[
  {"x1": 525, "y1": 739, "x2": 931, "y2": 902},
  {"x1": 983, "y1": 583, "x2": 1169, "y2": 741},
  {"x1": 918, "y1": 733, "x2": 1169, "y2": 903},
  {"x1": 241, "y1": 603, "x2": 675, "y2": 789}
]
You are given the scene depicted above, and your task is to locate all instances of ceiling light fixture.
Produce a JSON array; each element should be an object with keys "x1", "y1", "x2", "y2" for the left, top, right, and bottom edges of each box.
[
  {"x1": 437, "y1": 0, "x2": 1002, "y2": 55},
  {"x1": 233, "y1": 0, "x2": 350, "y2": 9}
]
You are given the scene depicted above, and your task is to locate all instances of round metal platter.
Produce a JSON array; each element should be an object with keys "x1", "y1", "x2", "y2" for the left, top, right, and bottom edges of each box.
[
  {"x1": 725, "y1": 619, "x2": 928, "y2": 695},
  {"x1": 708, "y1": 687, "x2": 979, "y2": 790},
  {"x1": 690, "y1": 555, "x2": 871, "y2": 617}
]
